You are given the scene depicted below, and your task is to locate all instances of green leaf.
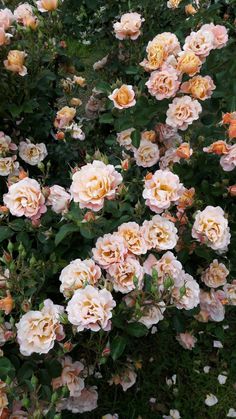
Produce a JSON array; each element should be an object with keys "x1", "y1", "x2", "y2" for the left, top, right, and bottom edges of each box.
[
  {"x1": 79, "y1": 223, "x2": 97, "y2": 239},
  {"x1": 0, "y1": 226, "x2": 14, "y2": 243},
  {"x1": 96, "y1": 81, "x2": 111, "y2": 94},
  {"x1": 0, "y1": 357, "x2": 15, "y2": 379},
  {"x1": 99, "y1": 113, "x2": 114, "y2": 124},
  {"x1": 126, "y1": 322, "x2": 148, "y2": 337},
  {"x1": 131, "y1": 130, "x2": 141, "y2": 148},
  {"x1": 111, "y1": 336, "x2": 127, "y2": 361},
  {"x1": 55, "y1": 224, "x2": 79, "y2": 246}
]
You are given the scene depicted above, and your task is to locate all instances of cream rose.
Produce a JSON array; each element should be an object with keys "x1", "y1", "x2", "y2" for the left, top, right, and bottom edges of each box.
[
  {"x1": 113, "y1": 12, "x2": 144, "y2": 41},
  {"x1": 19, "y1": 140, "x2": 47, "y2": 166},
  {"x1": 140, "y1": 39, "x2": 167, "y2": 71},
  {"x1": 223, "y1": 281, "x2": 236, "y2": 305},
  {"x1": 0, "y1": 156, "x2": 19, "y2": 176},
  {"x1": 0, "y1": 132, "x2": 17, "y2": 155},
  {"x1": 144, "y1": 252, "x2": 184, "y2": 287},
  {"x1": 146, "y1": 65, "x2": 180, "y2": 100},
  {"x1": 52, "y1": 356, "x2": 85, "y2": 397},
  {"x1": 177, "y1": 51, "x2": 202, "y2": 76},
  {"x1": 116, "y1": 128, "x2": 135, "y2": 150},
  {"x1": 59, "y1": 258, "x2": 101, "y2": 298},
  {"x1": 70, "y1": 160, "x2": 122, "y2": 211},
  {"x1": 109, "y1": 85, "x2": 136, "y2": 109},
  {"x1": 14, "y1": 3, "x2": 38, "y2": 28},
  {"x1": 183, "y1": 29, "x2": 214, "y2": 59},
  {"x1": 201, "y1": 260, "x2": 229, "y2": 288},
  {"x1": 201, "y1": 23, "x2": 228, "y2": 49},
  {"x1": 172, "y1": 273, "x2": 200, "y2": 310},
  {"x1": 107, "y1": 255, "x2": 144, "y2": 294},
  {"x1": 197, "y1": 289, "x2": 225, "y2": 322},
  {"x1": 220, "y1": 145, "x2": 236, "y2": 172},
  {"x1": 166, "y1": 95, "x2": 202, "y2": 131},
  {"x1": 66, "y1": 285, "x2": 116, "y2": 332},
  {"x1": 47, "y1": 185, "x2": 70, "y2": 214},
  {"x1": 92, "y1": 233, "x2": 127, "y2": 268},
  {"x1": 192, "y1": 206, "x2": 230, "y2": 253},
  {"x1": 117, "y1": 221, "x2": 147, "y2": 255},
  {"x1": 3, "y1": 177, "x2": 47, "y2": 220},
  {"x1": 4, "y1": 50, "x2": 27, "y2": 76},
  {"x1": 138, "y1": 302, "x2": 166, "y2": 328},
  {"x1": 133, "y1": 139, "x2": 160, "y2": 168},
  {"x1": 16, "y1": 299, "x2": 64, "y2": 356},
  {"x1": 141, "y1": 215, "x2": 178, "y2": 251},
  {"x1": 180, "y1": 75, "x2": 215, "y2": 101},
  {"x1": 0, "y1": 28, "x2": 12, "y2": 46}
]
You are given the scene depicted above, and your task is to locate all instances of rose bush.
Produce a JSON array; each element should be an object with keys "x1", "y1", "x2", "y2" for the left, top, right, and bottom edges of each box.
[{"x1": 0, "y1": 0, "x2": 236, "y2": 418}]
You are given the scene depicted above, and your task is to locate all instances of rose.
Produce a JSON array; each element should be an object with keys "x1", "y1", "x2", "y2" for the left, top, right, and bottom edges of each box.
[
  {"x1": 220, "y1": 145, "x2": 236, "y2": 172},
  {"x1": 70, "y1": 160, "x2": 122, "y2": 211},
  {"x1": 59, "y1": 259, "x2": 101, "y2": 297},
  {"x1": 0, "y1": 8, "x2": 14, "y2": 31},
  {"x1": 36, "y1": 0, "x2": 59, "y2": 12},
  {"x1": 3, "y1": 177, "x2": 46, "y2": 220},
  {"x1": 4, "y1": 50, "x2": 27, "y2": 76},
  {"x1": 16, "y1": 299, "x2": 64, "y2": 356},
  {"x1": 180, "y1": 75, "x2": 215, "y2": 101},
  {"x1": 66, "y1": 285, "x2": 116, "y2": 332},
  {"x1": 113, "y1": 12, "x2": 144, "y2": 41},
  {"x1": 57, "y1": 387, "x2": 98, "y2": 414},
  {"x1": 107, "y1": 255, "x2": 144, "y2": 294},
  {"x1": 176, "y1": 332, "x2": 197, "y2": 350},
  {"x1": 166, "y1": 96, "x2": 202, "y2": 131},
  {"x1": 143, "y1": 169, "x2": 184, "y2": 213},
  {"x1": 19, "y1": 140, "x2": 47, "y2": 166},
  {"x1": 0, "y1": 28, "x2": 12, "y2": 46},
  {"x1": 192, "y1": 206, "x2": 231, "y2": 252},
  {"x1": 14, "y1": 3, "x2": 38, "y2": 28},
  {"x1": 203, "y1": 141, "x2": 230, "y2": 155},
  {"x1": 92, "y1": 233, "x2": 127, "y2": 268},
  {"x1": 201, "y1": 23, "x2": 228, "y2": 49},
  {"x1": 201, "y1": 260, "x2": 229, "y2": 288},
  {"x1": 141, "y1": 214, "x2": 178, "y2": 251},
  {"x1": 54, "y1": 106, "x2": 76, "y2": 129},
  {"x1": 117, "y1": 222, "x2": 147, "y2": 255},
  {"x1": 0, "y1": 157, "x2": 19, "y2": 176},
  {"x1": 183, "y1": 28, "x2": 214, "y2": 59},
  {"x1": 146, "y1": 65, "x2": 180, "y2": 100},
  {"x1": 138, "y1": 302, "x2": 166, "y2": 328},
  {"x1": 116, "y1": 128, "x2": 135, "y2": 150},
  {"x1": 177, "y1": 51, "x2": 202, "y2": 76},
  {"x1": 223, "y1": 281, "x2": 236, "y2": 305},
  {"x1": 47, "y1": 185, "x2": 71, "y2": 215},
  {"x1": 172, "y1": 273, "x2": 200, "y2": 310},
  {"x1": 108, "y1": 85, "x2": 136, "y2": 109},
  {"x1": 197, "y1": 289, "x2": 225, "y2": 322},
  {"x1": 52, "y1": 356, "x2": 85, "y2": 397},
  {"x1": 144, "y1": 252, "x2": 183, "y2": 287},
  {"x1": 140, "y1": 39, "x2": 167, "y2": 71},
  {"x1": 133, "y1": 139, "x2": 160, "y2": 168}
]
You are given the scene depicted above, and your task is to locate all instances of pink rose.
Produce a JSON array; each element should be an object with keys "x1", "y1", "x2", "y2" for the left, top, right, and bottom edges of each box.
[
  {"x1": 0, "y1": 8, "x2": 15, "y2": 31},
  {"x1": 146, "y1": 65, "x2": 180, "y2": 100},
  {"x1": 92, "y1": 233, "x2": 128, "y2": 268},
  {"x1": 166, "y1": 95, "x2": 202, "y2": 131},
  {"x1": 220, "y1": 145, "x2": 236, "y2": 172},
  {"x1": 176, "y1": 332, "x2": 197, "y2": 350},
  {"x1": 201, "y1": 23, "x2": 228, "y2": 49},
  {"x1": 107, "y1": 255, "x2": 144, "y2": 294},
  {"x1": 47, "y1": 185, "x2": 71, "y2": 214}
]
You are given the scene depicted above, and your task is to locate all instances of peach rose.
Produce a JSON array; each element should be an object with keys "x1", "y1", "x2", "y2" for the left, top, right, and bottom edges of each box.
[
  {"x1": 16, "y1": 299, "x2": 64, "y2": 356},
  {"x1": 0, "y1": 28, "x2": 12, "y2": 46},
  {"x1": 66, "y1": 285, "x2": 116, "y2": 332},
  {"x1": 109, "y1": 367, "x2": 137, "y2": 391},
  {"x1": 185, "y1": 4, "x2": 197, "y2": 15},
  {"x1": 140, "y1": 39, "x2": 167, "y2": 71},
  {"x1": 197, "y1": 289, "x2": 225, "y2": 322},
  {"x1": 143, "y1": 169, "x2": 184, "y2": 213},
  {"x1": 180, "y1": 75, "x2": 215, "y2": 101},
  {"x1": 14, "y1": 3, "x2": 38, "y2": 28},
  {"x1": 223, "y1": 281, "x2": 236, "y2": 305},
  {"x1": 153, "y1": 33, "x2": 181, "y2": 56},
  {"x1": 138, "y1": 301, "x2": 166, "y2": 328},
  {"x1": 177, "y1": 187, "x2": 195, "y2": 211},
  {"x1": 4, "y1": 50, "x2": 27, "y2": 76},
  {"x1": 228, "y1": 121, "x2": 236, "y2": 139},
  {"x1": 116, "y1": 128, "x2": 135, "y2": 150},
  {"x1": 228, "y1": 185, "x2": 236, "y2": 197},
  {"x1": 113, "y1": 12, "x2": 144, "y2": 41},
  {"x1": 146, "y1": 65, "x2": 180, "y2": 100},
  {"x1": 203, "y1": 140, "x2": 230, "y2": 155},
  {"x1": 192, "y1": 206, "x2": 230, "y2": 252},
  {"x1": 144, "y1": 252, "x2": 183, "y2": 287},
  {"x1": 109, "y1": 85, "x2": 136, "y2": 109},
  {"x1": 176, "y1": 332, "x2": 197, "y2": 349},
  {"x1": 0, "y1": 156, "x2": 19, "y2": 176},
  {"x1": 54, "y1": 106, "x2": 76, "y2": 129},
  {"x1": 0, "y1": 292, "x2": 14, "y2": 315},
  {"x1": 70, "y1": 160, "x2": 122, "y2": 211},
  {"x1": 172, "y1": 273, "x2": 200, "y2": 310},
  {"x1": 92, "y1": 233, "x2": 127, "y2": 268},
  {"x1": 220, "y1": 144, "x2": 236, "y2": 171},
  {"x1": 166, "y1": 96, "x2": 202, "y2": 131},
  {"x1": 141, "y1": 130, "x2": 157, "y2": 142},
  {"x1": 47, "y1": 185, "x2": 71, "y2": 214},
  {"x1": 177, "y1": 51, "x2": 202, "y2": 76},
  {"x1": 183, "y1": 29, "x2": 214, "y2": 59},
  {"x1": 59, "y1": 258, "x2": 101, "y2": 298},
  {"x1": 117, "y1": 221, "x2": 147, "y2": 255},
  {"x1": 36, "y1": 0, "x2": 59, "y2": 12},
  {"x1": 19, "y1": 140, "x2": 47, "y2": 165},
  {"x1": 107, "y1": 255, "x2": 144, "y2": 294},
  {"x1": 176, "y1": 142, "x2": 193, "y2": 159},
  {"x1": 0, "y1": 8, "x2": 14, "y2": 30},
  {"x1": 52, "y1": 356, "x2": 85, "y2": 397},
  {"x1": 167, "y1": 0, "x2": 182, "y2": 8},
  {"x1": 201, "y1": 23, "x2": 228, "y2": 49},
  {"x1": 201, "y1": 259, "x2": 229, "y2": 288},
  {"x1": 141, "y1": 214, "x2": 178, "y2": 251},
  {"x1": 133, "y1": 139, "x2": 160, "y2": 168},
  {"x1": 73, "y1": 76, "x2": 86, "y2": 86},
  {"x1": 3, "y1": 177, "x2": 46, "y2": 220}
]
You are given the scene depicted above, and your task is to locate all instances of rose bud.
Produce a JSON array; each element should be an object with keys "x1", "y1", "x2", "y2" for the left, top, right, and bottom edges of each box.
[
  {"x1": 83, "y1": 211, "x2": 96, "y2": 222},
  {"x1": 55, "y1": 131, "x2": 65, "y2": 141},
  {"x1": 0, "y1": 292, "x2": 14, "y2": 315},
  {"x1": 228, "y1": 185, "x2": 236, "y2": 197},
  {"x1": 121, "y1": 159, "x2": 129, "y2": 171},
  {"x1": 176, "y1": 142, "x2": 193, "y2": 159}
]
